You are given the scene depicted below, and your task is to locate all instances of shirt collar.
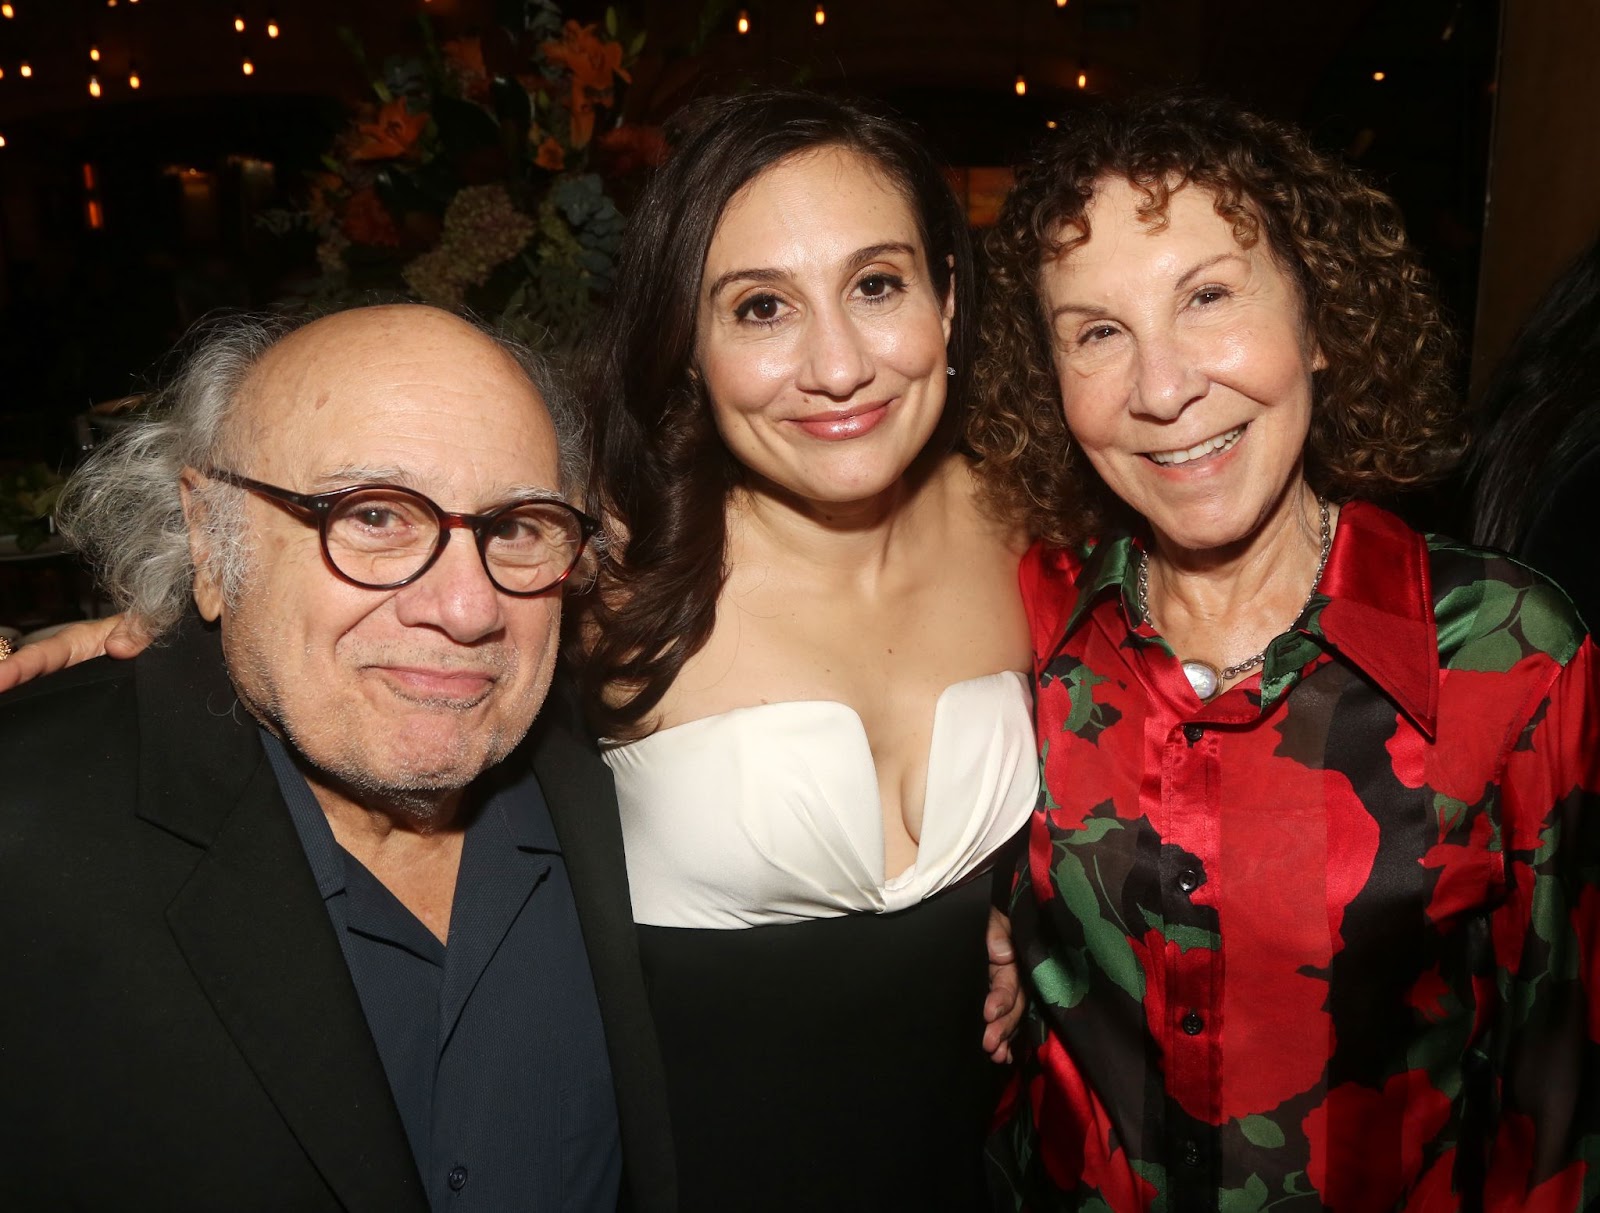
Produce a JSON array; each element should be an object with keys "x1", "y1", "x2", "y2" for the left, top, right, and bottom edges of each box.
[
  {"x1": 1311, "y1": 500, "x2": 1438, "y2": 736},
  {"x1": 260, "y1": 729, "x2": 564, "y2": 906},
  {"x1": 1049, "y1": 499, "x2": 1439, "y2": 736}
]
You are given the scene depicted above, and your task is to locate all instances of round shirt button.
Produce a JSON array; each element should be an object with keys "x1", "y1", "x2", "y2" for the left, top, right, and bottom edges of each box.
[
  {"x1": 1182, "y1": 1010, "x2": 1205, "y2": 1035},
  {"x1": 1178, "y1": 868, "x2": 1201, "y2": 894},
  {"x1": 447, "y1": 1166, "x2": 469, "y2": 1192},
  {"x1": 1183, "y1": 1140, "x2": 1201, "y2": 1167},
  {"x1": 1182, "y1": 722, "x2": 1205, "y2": 744}
]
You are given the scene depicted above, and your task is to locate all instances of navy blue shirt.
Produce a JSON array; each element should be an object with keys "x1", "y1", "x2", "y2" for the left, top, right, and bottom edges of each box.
[{"x1": 263, "y1": 731, "x2": 621, "y2": 1212}]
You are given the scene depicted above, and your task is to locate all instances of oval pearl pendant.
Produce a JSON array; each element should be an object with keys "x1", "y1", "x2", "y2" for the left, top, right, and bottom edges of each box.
[{"x1": 1182, "y1": 659, "x2": 1220, "y2": 702}]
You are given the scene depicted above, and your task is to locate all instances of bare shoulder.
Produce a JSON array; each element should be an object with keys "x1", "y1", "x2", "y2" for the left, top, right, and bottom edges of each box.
[{"x1": 939, "y1": 455, "x2": 1031, "y2": 559}]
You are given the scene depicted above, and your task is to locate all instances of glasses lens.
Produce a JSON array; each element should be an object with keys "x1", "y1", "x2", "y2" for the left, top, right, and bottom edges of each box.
[
  {"x1": 325, "y1": 489, "x2": 439, "y2": 587},
  {"x1": 483, "y1": 501, "x2": 585, "y2": 593}
]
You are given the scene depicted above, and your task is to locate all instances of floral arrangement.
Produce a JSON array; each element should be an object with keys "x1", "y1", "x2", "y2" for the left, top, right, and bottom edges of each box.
[{"x1": 286, "y1": 0, "x2": 663, "y2": 352}]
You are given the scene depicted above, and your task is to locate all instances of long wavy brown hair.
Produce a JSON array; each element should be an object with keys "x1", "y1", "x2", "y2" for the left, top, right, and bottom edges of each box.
[
  {"x1": 573, "y1": 91, "x2": 977, "y2": 739},
  {"x1": 969, "y1": 92, "x2": 1465, "y2": 546}
]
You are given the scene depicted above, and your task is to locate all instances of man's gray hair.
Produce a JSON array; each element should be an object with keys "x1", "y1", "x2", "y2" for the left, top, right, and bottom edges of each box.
[{"x1": 56, "y1": 307, "x2": 587, "y2": 639}]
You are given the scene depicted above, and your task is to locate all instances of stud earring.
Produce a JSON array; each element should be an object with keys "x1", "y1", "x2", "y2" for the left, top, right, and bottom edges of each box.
[{"x1": 946, "y1": 365, "x2": 956, "y2": 376}]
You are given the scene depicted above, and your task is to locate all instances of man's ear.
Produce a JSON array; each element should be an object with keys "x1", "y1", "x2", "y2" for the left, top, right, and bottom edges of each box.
[{"x1": 179, "y1": 471, "x2": 225, "y2": 622}]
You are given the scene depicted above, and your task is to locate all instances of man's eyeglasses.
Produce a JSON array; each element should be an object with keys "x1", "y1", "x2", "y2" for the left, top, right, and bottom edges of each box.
[{"x1": 201, "y1": 467, "x2": 598, "y2": 597}]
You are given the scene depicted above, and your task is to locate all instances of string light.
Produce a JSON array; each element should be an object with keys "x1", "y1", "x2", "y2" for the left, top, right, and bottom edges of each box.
[
  {"x1": 242, "y1": 56, "x2": 255, "y2": 75},
  {"x1": 1046, "y1": 119, "x2": 1058, "y2": 129},
  {"x1": 0, "y1": 135, "x2": 7, "y2": 148},
  {"x1": 736, "y1": 9, "x2": 750, "y2": 33},
  {"x1": 1014, "y1": 74, "x2": 1027, "y2": 96},
  {"x1": 128, "y1": 63, "x2": 141, "y2": 88},
  {"x1": 107, "y1": 0, "x2": 117, "y2": 7},
  {"x1": 88, "y1": 75, "x2": 102, "y2": 97},
  {"x1": 267, "y1": 17, "x2": 280, "y2": 38},
  {"x1": 1077, "y1": 70, "x2": 1088, "y2": 88},
  {"x1": 1, "y1": 5, "x2": 15, "y2": 19},
  {"x1": 0, "y1": 67, "x2": 6, "y2": 80},
  {"x1": 1055, "y1": 0, "x2": 1068, "y2": 8},
  {"x1": 1372, "y1": 70, "x2": 1386, "y2": 82},
  {"x1": 90, "y1": 45, "x2": 102, "y2": 62},
  {"x1": 814, "y1": 4, "x2": 825, "y2": 25},
  {"x1": 19, "y1": 61, "x2": 32, "y2": 78},
  {"x1": 234, "y1": 14, "x2": 245, "y2": 32}
]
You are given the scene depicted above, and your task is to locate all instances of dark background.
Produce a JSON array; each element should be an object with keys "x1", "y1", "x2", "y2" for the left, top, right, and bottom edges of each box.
[{"x1": 0, "y1": 0, "x2": 1500, "y2": 465}]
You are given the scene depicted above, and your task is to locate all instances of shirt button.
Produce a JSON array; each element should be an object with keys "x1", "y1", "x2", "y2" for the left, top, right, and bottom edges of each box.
[
  {"x1": 1182, "y1": 722, "x2": 1205, "y2": 744},
  {"x1": 447, "y1": 1165, "x2": 469, "y2": 1192},
  {"x1": 1177, "y1": 868, "x2": 1201, "y2": 894},
  {"x1": 1183, "y1": 1140, "x2": 1201, "y2": 1167},
  {"x1": 1182, "y1": 1010, "x2": 1205, "y2": 1035}
]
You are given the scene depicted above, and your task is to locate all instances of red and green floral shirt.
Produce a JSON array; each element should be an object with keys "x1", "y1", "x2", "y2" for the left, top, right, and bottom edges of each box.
[{"x1": 991, "y1": 501, "x2": 1600, "y2": 1213}]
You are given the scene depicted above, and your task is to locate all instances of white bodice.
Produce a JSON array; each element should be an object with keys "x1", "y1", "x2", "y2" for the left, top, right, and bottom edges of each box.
[{"x1": 603, "y1": 670, "x2": 1039, "y2": 929}]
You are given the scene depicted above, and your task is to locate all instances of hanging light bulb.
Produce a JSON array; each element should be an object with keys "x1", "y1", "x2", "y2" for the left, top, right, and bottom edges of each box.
[
  {"x1": 814, "y1": 4, "x2": 825, "y2": 25},
  {"x1": 266, "y1": 17, "x2": 280, "y2": 38},
  {"x1": 90, "y1": 45, "x2": 102, "y2": 62},
  {"x1": 88, "y1": 75, "x2": 102, "y2": 97},
  {"x1": 242, "y1": 56, "x2": 255, "y2": 75},
  {"x1": 234, "y1": 14, "x2": 245, "y2": 33},
  {"x1": 1046, "y1": 119, "x2": 1058, "y2": 129},
  {"x1": 107, "y1": 0, "x2": 117, "y2": 7},
  {"x1": 1372, "y1": 69, "x2": 1386, "y2": 82},
  {"x1": 127, "y1": 63, "x2": 141, "y2": 88},
  {"x1": 1077, "y1": 70, "x2": 1088, "y2": 88},
  {"x1": 736, "y1": 9, "x2": 750, "y2": 33},
  {"x1": 19, "y1": 61, "x2": 32, "y2": 78},
  {"x1": 1014, "y1": 73, "x2": 1027, "y2": 97},
  {"x1": 0, "y1": 135, "x2": 8, "y2": 148},
  {"x1": 1055, "y1": 0, "x2": 1068, "y2": 8},
  {"x1": 1, "y1": 5, "x2": 15, "y2": 19}
]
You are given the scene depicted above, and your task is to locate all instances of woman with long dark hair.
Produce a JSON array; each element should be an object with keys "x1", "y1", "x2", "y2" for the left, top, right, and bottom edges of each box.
[{"x1": 576, "y1": 91, "x2": 1034, "y2": 1208}]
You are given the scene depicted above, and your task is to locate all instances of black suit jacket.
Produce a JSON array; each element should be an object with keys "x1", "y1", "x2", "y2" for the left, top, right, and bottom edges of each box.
[{"x1": 0, "y1": 615, "x2": 675, "y2": 1213}]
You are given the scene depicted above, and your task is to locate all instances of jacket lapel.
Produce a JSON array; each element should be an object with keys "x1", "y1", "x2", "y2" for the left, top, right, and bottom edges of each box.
[
  {"x1": 530, "y1": 677, "x2": 678, "y2": 1213},
  {"x1": 137, "y1": 619, "x2": 427, "y2": 1213}
]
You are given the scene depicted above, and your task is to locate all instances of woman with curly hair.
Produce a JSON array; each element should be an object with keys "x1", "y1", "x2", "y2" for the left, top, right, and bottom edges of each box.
[{"x1": 972, "y1": 93, "x2": 1600, "y2": 1210}]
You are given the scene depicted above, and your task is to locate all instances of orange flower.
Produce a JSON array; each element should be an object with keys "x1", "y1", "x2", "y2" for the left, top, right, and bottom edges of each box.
[
  {"x1": 542, "y1": 20, "x2": 629, "y2": 149},
  {"x1": 350, "y1": 98, "x2": 428, "y2": 162},
  {"x1": 542, "y1": 20, "x2": 628, "y2": 94},
  {"x1": 342, "y1": 188, "x2": 400, "y2": 247},
  {"x1": 535, "y1": 136, "x2": 565, "y2": 171}
]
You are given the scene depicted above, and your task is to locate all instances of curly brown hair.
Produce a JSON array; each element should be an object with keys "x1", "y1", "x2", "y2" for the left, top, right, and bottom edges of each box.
[{"x1": 969, "y1": 91, "x2": 1465, "y2": 546}]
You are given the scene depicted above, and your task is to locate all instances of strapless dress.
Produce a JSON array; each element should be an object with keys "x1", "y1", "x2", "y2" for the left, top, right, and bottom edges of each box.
[{"x1": 603, "y1": 671, "x2": 1038, "y2": 1211}]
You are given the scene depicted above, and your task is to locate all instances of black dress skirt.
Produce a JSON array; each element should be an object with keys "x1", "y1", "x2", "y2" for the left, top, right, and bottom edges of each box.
[{"x1": 636, "y1": 876, "x2": 1005, "y2": 1212}]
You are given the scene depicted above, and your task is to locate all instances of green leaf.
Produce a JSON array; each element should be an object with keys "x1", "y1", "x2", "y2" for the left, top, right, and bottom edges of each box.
[
  {"x1": 1282, "y1": 1170, "x2": 1310, "y2": 1196},
  {"x1": 1452, "y1": 628, "x2": 1523, "y2": 673},
  {"x1": 1519, "y1": 584, "x2": 1582, "y2": 661},
  {"x1": 1138, "y1": 906, "x2": 1220, "y2": 953},
  {"x1": 628, "y1": 30, "x2": 648, "y2": 56},
  {"x1": 1030, "y1": 952, "x2": 1089, "y2": 1010},
  {"x1": 1217, "y1": 1173, "x2": 1268, "y2": 1213},
  {"x1": 1068, "y1": 816, "x2": 1124, "y2": 845},
  {"x1": 1054, "y1": 850, "x2": 1145, "y2": 1002},
  {"x1": 1433, "y1": 794, "x2": 1469, "y2": 835},
  {"x1": 605, "y1": 6, "x2": 619, "y2": 37},
  {"x1": 1237, "y1": 1114, "x2": 1285, "y2": 1149}
]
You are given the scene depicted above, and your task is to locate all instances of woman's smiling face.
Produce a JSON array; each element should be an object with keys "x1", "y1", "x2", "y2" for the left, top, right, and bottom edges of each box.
[
  {"x1": 1040, "y1": 176, "x2": 1326, "y2": 554},
  {"x1": 694, "y1": 145, "x2": 953, "y2": 511}
]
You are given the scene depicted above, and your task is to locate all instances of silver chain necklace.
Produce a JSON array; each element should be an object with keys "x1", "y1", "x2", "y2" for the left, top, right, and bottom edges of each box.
[{"x1": 1137, "y1": 496, "x2": 1332, "y2": 703}]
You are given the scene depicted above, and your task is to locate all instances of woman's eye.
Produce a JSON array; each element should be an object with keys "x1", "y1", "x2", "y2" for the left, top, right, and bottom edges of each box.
[
  {"x1": 857, "y1": 272, "x2": 904, "y2": 300},
  {"x1": 734, "y1": 294, "x2": 784, "y2": 324},
  {"x1": 1080, "y1": 324, "x2": 1119, "y2": 345},
  {"x1": 1192, "y1": 286, "x2": 1229, "y2": 307}
]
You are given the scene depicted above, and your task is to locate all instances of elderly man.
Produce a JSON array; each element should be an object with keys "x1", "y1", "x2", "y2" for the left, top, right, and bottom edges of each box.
[{"x1": 0, "y1": 305, "x2": 674, "y2": 1212}]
